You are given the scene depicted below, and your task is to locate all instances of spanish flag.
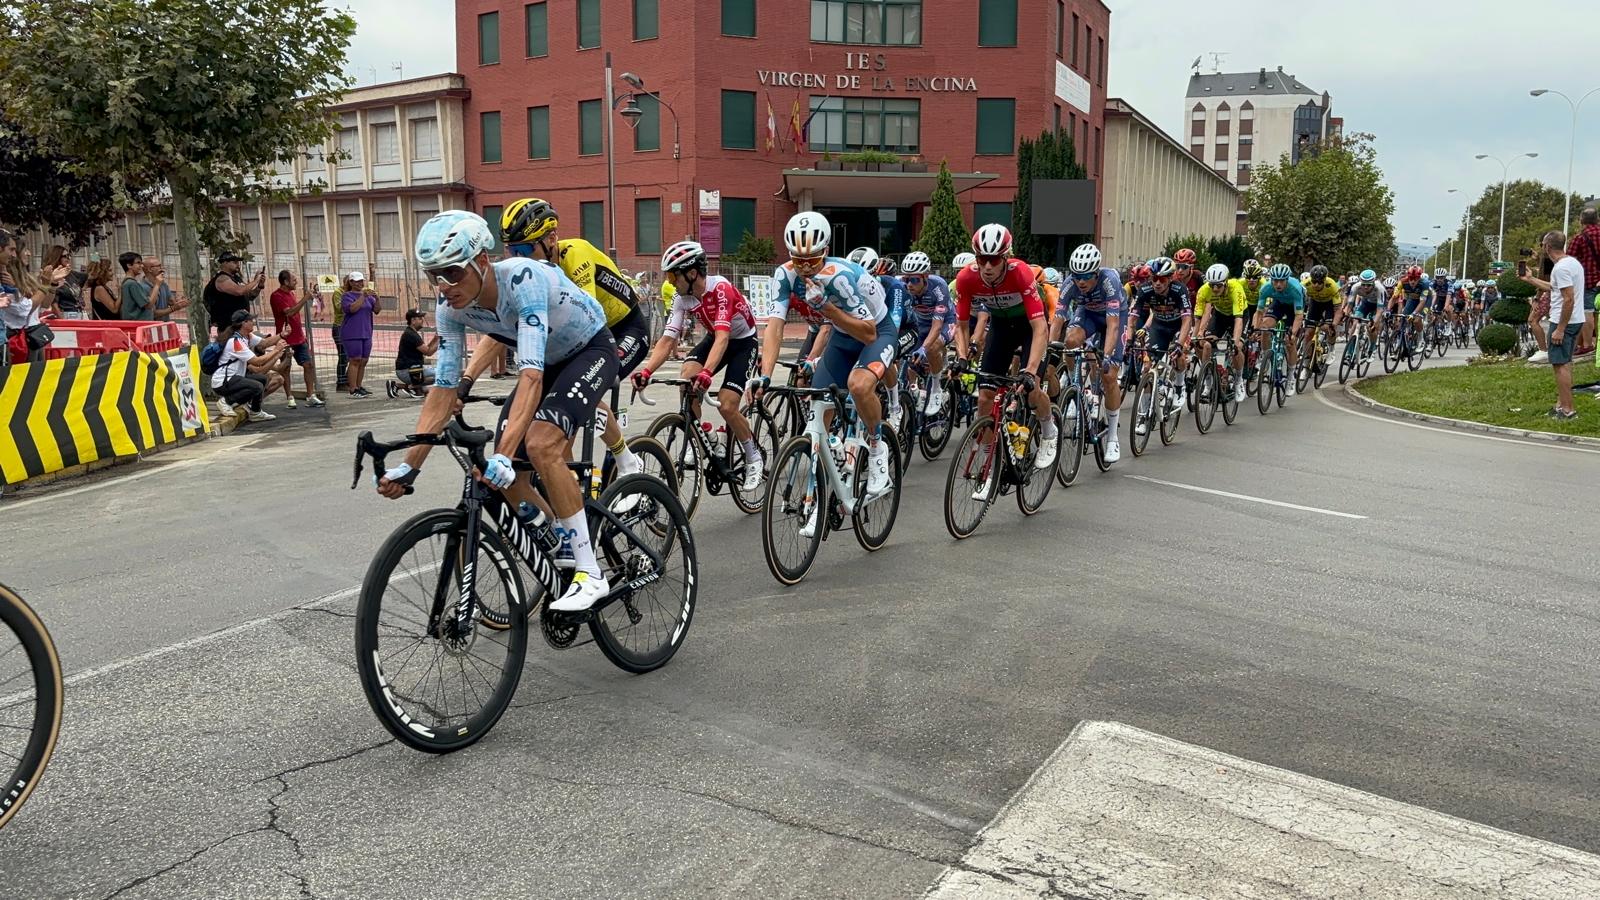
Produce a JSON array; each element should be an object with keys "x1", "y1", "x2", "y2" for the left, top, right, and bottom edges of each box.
[
  {"x1": 788, "y1": 96, "x2": 805, "y2": 152},
  {"x1": 765, "y1": 92, "x2": 777, "y2": 154}
]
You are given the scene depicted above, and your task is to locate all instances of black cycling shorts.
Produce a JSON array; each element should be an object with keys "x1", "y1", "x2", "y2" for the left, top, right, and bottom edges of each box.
[
  {"x1": 611, "y1": 307, "x2": 650, "y2": 378},
  {"x1": 1262, "y1": 300, "x2": 1298, "y2": 328},
  {"x1": 496, "y1": 328, "x2": 619, "y2": 450},
  {"x1": 1206, "y1": 311, "x2": 1237, "y2": 339},
  {"x1": 1306, "y1": 299, "x2": 1337, "y2": 325},
  {"x1": 687, "y1": 332, "x2": 758, "y2": 395},
  {"x1": 1148, "y1": 319, "x2": 1183, "y2": 354},
  {"x1": 979, "y1": 314, "x2": 1041, "y2": 386}
]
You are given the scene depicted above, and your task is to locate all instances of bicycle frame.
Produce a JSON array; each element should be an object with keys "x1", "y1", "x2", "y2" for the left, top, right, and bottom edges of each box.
[{"x1": 771, "y1": 384, "x2": 875, "y2": 526}]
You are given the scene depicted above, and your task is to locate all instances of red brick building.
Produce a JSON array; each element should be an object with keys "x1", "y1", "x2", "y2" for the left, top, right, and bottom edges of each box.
[{"x1": 456, "y1": 0, "x2": 1109, "y2": 272}]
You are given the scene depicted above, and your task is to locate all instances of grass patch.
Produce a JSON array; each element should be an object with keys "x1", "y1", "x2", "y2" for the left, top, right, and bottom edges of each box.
[{"x1": 1358, "y1": 359, "x2": 1600, "y2": 438}]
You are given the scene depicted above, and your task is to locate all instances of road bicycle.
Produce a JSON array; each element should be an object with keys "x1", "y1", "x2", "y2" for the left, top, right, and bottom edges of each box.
[
  {"x1": 943, "y1": 373, "x2": 1059, "y2": 539},
  {"x1": 761, "y1": 359, "x2": 813, "y2": 444},
  {"x1": 1381, "y1": 310, "x2": 1425, "y2": 373},
  {"x1": 1127, "y1": 333, "x2": 1185, "y2": 455},
  {"x1": 1294, "y1": 318, "x2": 1332, "y2": 394},
  {"x1": 644, "y1": 375, "x2": 780, "y2": 519},
  {"x1": 891, "y1": 349, "x2": 972, "y2": 465},
  {"x1": 1252, "y1": 323, "x2": 1291, "y2": 414},
  {"x1": 1338, "y1": 316, "x2": 1378, "y2": 384},
  {"x1": 1049, "y1": 342, "x2": 1110, "y2": 486},
  {"x1": 1192, "y1": 333, "x2": 1242, "y2": 433},
  {"x1": 0, "y1": 582, "x2": 63, "y2": 830},
  {"x1": 760, "y1": 384, "x2": 902, "y2": 585},
  {"x1": 350, "y1": 399, "x2": 696, "y2": 754}
]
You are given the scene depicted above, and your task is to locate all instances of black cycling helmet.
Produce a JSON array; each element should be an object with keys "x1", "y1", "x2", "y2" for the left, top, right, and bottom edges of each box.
[
  {"x1": 502, "y1": 198, "x2": 559, "y2": 244},
  {"x1": 1310, "y1": 264, "x2": 1329, "y2": 282}
]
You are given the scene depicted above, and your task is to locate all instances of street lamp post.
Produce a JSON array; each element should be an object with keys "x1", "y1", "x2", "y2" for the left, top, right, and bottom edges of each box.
[
  {"x1": 620, "y1": 72, "x2": 681, "y2": 160},
  {"x1": 603, "y1": 52, "x2": 619, "y2": 260},
  {"x1": 1530, "y1": 87, "x2": 1600, "y2": 235},
  {"x1": 1475, "y1": 152, "x2": 1539, "y2": 267},
  {"x1": 1449, "y1": 188, "x2": 1474, "y2": 280}
]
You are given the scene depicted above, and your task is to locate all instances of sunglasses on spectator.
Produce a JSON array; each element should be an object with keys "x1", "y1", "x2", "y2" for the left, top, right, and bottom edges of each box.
[
  {"x1": 424, "y1": 265, "x2": 471, "y2": 286},
  {"x1": 977, "y1": 254, "x2": 1005, "y2": 266}
]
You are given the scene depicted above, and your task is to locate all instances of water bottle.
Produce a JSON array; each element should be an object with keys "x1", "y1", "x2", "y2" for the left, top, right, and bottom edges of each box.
[
  {"x1": 827, "y1": 433, "x2": 845, "y2": 471},
  {"x1": 517, "y1": 501, "x2": 561, "y2": 555},
  {"x1": 1005, "y1": 421, "x2": 1030, "y2": 460}
]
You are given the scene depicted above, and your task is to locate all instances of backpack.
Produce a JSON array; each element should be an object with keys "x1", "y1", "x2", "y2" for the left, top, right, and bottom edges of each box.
[{"x1": 199, "y1": 340, "x2": 225, "y2": 376}]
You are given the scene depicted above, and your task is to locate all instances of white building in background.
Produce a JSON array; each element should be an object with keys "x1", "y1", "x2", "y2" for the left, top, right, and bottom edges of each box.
[
  {"x1": 1101, "y1": 98, "x2": 1239, "y2": 266},
  {"x1": 1184, "y1": 67, "x2": 1340, "y2": 232}
]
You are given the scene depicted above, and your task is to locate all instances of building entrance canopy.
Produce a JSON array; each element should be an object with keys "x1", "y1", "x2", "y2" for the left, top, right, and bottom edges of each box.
[{"x1": 782, "y1": 168, "x2": 996, "y2": 208}]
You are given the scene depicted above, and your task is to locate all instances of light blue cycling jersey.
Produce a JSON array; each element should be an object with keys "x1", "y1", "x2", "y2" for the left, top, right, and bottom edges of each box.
[
  {"x1": 1256, "y1": 277, "x2": 1306, "y2": 311},
  {"x1": 770, "y1": 258, "x2": 887, "y2": 326},
  {"x1": 434, "y1": 259, "x2": 607, "y2": 389}
]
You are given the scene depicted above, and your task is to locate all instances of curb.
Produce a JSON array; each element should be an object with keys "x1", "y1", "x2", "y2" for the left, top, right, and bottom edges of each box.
[{"x1": 1342, "y1": 382, "x2": 1600, "y2": 448}]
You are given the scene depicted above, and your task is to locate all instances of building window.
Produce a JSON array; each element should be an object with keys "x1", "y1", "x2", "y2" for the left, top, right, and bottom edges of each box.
[
  {"x1": 973, "y1": 202, "x2": 1011, "y2": 230},
  {"x1": 579, "y1": 99, "x2": 602, "y2": 155},
  {"x1": 1052, "y1": 103, "x2": 1060, "y2": 133},
  {"x1": 304, "y1": 144, "x2": 326, "y2": 176},
  {"x1": 525, "y1": 2, "x2": 548, "y2": 57},
  {"x1": 722, "y1": 198, "x2": 756, "y2": 254},
  {"x1": 375, "y1": 211, "x2": 402, "y2": 251},
  {"x1": 723, "y1": 0, "x2": 756, "y2": 37},
  {"x1": 371, "y1": 122, "x2": 399, "y2": 164},
  {"x1": 1216, "y1": 118, "x2": 1230, "y2": 137},
  {"x1": 271, "y1": 212, "x2": 293, "y2": 254},
  {"x1": 1055, "y1": 1, "x2": 1064, "y2": 58},
  {"x1": 1214, "y1": 141, "x2": 1228, "y2": 163},
  {"x1": 633, "y1": 93, "x2": 660, "y2": 152},
  {"x1": 634, "y1": 0, "x2": 658, "y2": 40},
  {"x1": 410, "y1": 117, "x2": 440, "y2": 160},
  {"x1": 1239, "y1": 101, "x2": 1254, "y2": 136},
  {"x1": 478, "y1": 12, "x2": 500, "y2": 65},
  {"x1": 635, "y1": 198, "x2": 662, "y2": 255},
  {"x1": 1097, "y1": 36, "x2": 1105, "y2": 86},
  {"x1": 1093, "y1": 125, "x2": 1100, "y2": 175},
  {"x1": 482, "y1": 205, "x2": 504, "y2": 253},
  {"x1": 528, "y1": 106, "x2": 551, "y2": 159},
  {"x1": 1190, "y1": 142, "x2": 1203, "y2": 158},
  {"x1": 1068, "y1": 111, "x2": 1077, "y2": 160},
  {"x1": 807, "y1": 96, "x2": 920, "y2": 153},
  {"x1": 480, "y1": 111, "x2": 502, "y2": 163},
  {"x1": 977, "y1": 0, "x2": 1016, "y2": 47},
  {"x1": 721, "y1": 90, "x2": 756, "y2": 150},
  {"x1": 1071, "y1": 12, "x2": 1079, "y2": 67},
  {"x1": 339, "y1": 212, "x2": 363, "y2": 253},
  {"x1": 1081, "y1": 119, "x2": 1089, "y2": 166},
  {"x1": 976, "y1": 98, "x2": 1014, "y2": 155},
  {"x1": 1238, "y1": 138, "x2": 1252, "y2": 162},
  {"x1": 580, "y1": 201, "x2": 604, "y2": 248},
  {"x1": 303, "y1": 213, "x2": 327, "y2": 253},
  {"x1": 578, "y1": 0, "x2": 601, "y2": 49},
  {"x1": 337, "y1": 123, "x2": 362, "y2": 167},
  {"x1": 810, "y1": 1, "x2": 921, "y2": 46},
  {"x1": 1237, "y1": 164, "x2": 1251, "y2": 186},
  {"x1": 1085, "y1": 25, "x2": 1093, "y2": 82}
]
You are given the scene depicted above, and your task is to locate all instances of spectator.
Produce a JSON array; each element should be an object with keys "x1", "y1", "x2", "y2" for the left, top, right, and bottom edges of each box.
[
  {"x1": 329, "y1": 278, "x2": 348, "y2": 391},
  {"x1": 118, "y1": 251, "x2": 157, "y2": 321},
  {"x1": 386, "y1": 308, "x2": 437, "y2": 398},
  {"x1": 1, "y1": 229, "x2": 51, "y2": 364},
  {"x1": 1521, "y1": 230, "x2": 1583, "y2": 420},
  {"x1": 210, "y1": 310, "x2": 284, "y2": 422},
  {"x1": 83, "y1": 258, "x2": 120, "y2": 320},
  {"x1": 202, "y1": 251, "x2": 265, "y2": 335},
  {"x1": 141, "y1": 256, "x2": 189, "y2": 322},
  {"x1": 269, "y1": 270, "x2": 325, "y2": 408},
  {"x1": 1527, "y1": 284, "x2": 1551, "y2": 363},
  {"x1": 1565, "y1": 206, "x2": 1600, "y2": 356},
  {"x1": 338, "y1": 271, "x2": 379, "y2": 397},
  {"x1": 43, "y1": 245, "x2": 84, "y2": 319}
]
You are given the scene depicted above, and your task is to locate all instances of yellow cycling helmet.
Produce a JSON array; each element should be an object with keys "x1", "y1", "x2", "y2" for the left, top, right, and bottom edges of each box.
[{"x1": 502, "y1": 198, "x2": 559, "y2": 244}]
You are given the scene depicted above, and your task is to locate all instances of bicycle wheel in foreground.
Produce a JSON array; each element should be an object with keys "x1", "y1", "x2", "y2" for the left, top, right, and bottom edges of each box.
[
  {"x1": 762, "y1": 435, "x2": 826, "y2": 585},
  {"x1": 1054, "y1": 385, "x2": 1086, "y2": 487},
  {"x1": 944, "y1": 422, "x2": 999, "y2": 539},
  {"x1": 588, "y1": 474, "x2": 697, "y2": 674},
  {"x1": 0, "y1": 583, "x2": 63, "y2": 830},
  {"x1": 354, "y1": 509, "x2": 529, "y2": 754}
]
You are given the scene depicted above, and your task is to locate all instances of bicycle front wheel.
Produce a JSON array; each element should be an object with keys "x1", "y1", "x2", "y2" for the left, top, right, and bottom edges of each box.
[
  {"x1": 354, "y1": 509, "x2": 528, "y2": 754},
  {"x1": 0, "y1": 583, "x2": 63, "y2": 830},
  {"x1": 730, "y1": 404, "x2": 780, "y2": 515},
  {"x1": 1055, "y1": 385, "x2": 1086, "y2": 487},
  {"x1": 762, "y1": 436, "x2": 826, "y2": 585},
  {"x1": 588, "y1": 475, "x2": 697, "y2": 674},
  {"x1": 1255, "y1": 355, "x2": 1273, "y2": 415},
  {"x1": 918, "y1": 382, "x2": 957, "y2": 460},
  {"x1": 1194, "y1": 364, "x2": 1216, "y2": 434},
  {"x1": 1130, "y1": 370, "x2": 1154, "y2": 456},
  {"x1": 945, "y1": 422, "x2": 999, "y2": 539},
  {"x1": 852, "y1": 426, "x2": 903, "y2": 552},
  {"x1": 1015, "y1": 411, "x2": 1057, "y2": 516}
]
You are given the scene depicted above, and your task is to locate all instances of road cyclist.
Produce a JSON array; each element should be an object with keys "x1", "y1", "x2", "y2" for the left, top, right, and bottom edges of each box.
[
  {"x1": 1055, "y1": 242, "x2": 1129, "y2": 463},
  {"x1": 1254, "y1": 263, "x2": 1307, "y2": 399}
]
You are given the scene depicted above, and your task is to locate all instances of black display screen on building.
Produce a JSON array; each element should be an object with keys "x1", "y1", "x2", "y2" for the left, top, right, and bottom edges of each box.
[{"x1": 1030, "y1": 179, "x2": 1097, "y2": 235}]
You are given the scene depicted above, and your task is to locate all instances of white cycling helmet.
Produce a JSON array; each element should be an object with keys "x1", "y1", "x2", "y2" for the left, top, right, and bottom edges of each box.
[
  {"x1": 1359, "y1": 269, "x2": 1377, "y2": 284},
  {"x1": 971, "y1": 223, "x2": 1013, "y2": 256},
  {"x1": 1434, "y1": 267, "x2": 1447, "y2": 277},
  {"x1": 1299, "y1": 271, "x2": 1311, "y2": 282},
  {"x1": 1382, "y1": 276, "x2": 1398, "y2": 289},
  {"x1": 784, "y1": 211, "x2": 831, "y2": 257},
  {"x1": 1148, "y1": 256, "x2": 1178, "y2": 279},
  {"x1": 900, "y1": 251, "x2": 932, "y2": 275},
  {"x1": 1205, "y1": 263, "x2": 1230, "y2": 285},
  {"x1": 1042, "y1": 267, "x2": 1062, "y2": 286},
  {"x1": 847, "y1": 246, "x2": 879, "y2": 273},
  {"x1": 951, "y1": 252, "x2": 976, "y2": 270},
  {"x1": 1067, "y1": 243, "x2": 1102, "y2": 275},
  {"x1": 414, "y1": 211, "x2": 493, "y2": 271},
  {"x1": 660, "y1": 240, "x2": 706, "y2": 273}
]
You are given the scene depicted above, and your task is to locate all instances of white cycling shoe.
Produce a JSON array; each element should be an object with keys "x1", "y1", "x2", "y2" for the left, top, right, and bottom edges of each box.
[
  {"x1": 1104, "y1": 440, "x2": 1122, "y2": 464},
  {"x1": 866, "y1": 440, "x2": 892, "y2": 496},
  {"x1": 925, "y1": 390, "x2": 944, "y2": 417},
  {"x1": 1034, "y1": 431, "x2": 1059, "y2": 470},
  {"x1": 741, "y1": 456, "x2": 765, "y2": 494},
  {"x1": 798, "y1": 503, "x2": 819, "y2": 538},
  {"x1": 549, "y1": 572, "x2": 610, "y2": 612}
]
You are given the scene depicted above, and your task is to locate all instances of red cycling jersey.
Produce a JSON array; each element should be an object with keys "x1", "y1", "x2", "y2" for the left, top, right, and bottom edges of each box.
[
  {"x1": 952, "y1": 259, "x2": 1045, "y2": 322},
  {"x1": 664, "y1": 274, "x2": 757, "y2": 340}
]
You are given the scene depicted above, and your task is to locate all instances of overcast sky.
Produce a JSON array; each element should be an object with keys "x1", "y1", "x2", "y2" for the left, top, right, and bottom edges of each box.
[{"x1": 343, "y1": 0, "x2": 1599, "y2": 259}]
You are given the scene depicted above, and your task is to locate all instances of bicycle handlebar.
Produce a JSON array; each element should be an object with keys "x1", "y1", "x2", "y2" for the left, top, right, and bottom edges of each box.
[{"x1": 352, "y1": 395, "x2": 502, "y2": 494}]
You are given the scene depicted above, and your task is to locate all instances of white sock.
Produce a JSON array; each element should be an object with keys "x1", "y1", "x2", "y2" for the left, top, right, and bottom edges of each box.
[
  {"x1": 557, "y1": 513, "x2": 601, "y2": 578},
  {"x1": 742, "y1": 438, "x2": 761, "y2": 462},
  {"x1": 614, "y1": 446, "x2": 640, "y2": 470},
  {"x1": 1107, "y1": 410, "x2": 1121, "y2": 437},
  {"x1": 1041, "y1": 417, "x2": 1057, "y2": 438}
]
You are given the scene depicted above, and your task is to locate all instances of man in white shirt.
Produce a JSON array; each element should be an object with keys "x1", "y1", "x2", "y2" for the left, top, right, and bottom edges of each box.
[
  {"x1": 212, "y1": 310, "x2": 288, "y2": 422},
  {"x1": 1521, "y1": 230, "x2": 1584, "y2": 419}
]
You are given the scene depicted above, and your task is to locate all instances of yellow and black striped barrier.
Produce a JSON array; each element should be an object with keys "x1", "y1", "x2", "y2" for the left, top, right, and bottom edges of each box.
[{"x1": 0, "y1": 346, "x2": 212, "y2": 486}]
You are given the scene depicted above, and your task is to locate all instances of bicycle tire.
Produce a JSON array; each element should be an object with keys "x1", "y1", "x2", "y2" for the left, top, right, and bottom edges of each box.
[
  {"x1": 761, "y1": 436, "x2": 826, "y2": 585},
  {"x1": 1220, "y1": 364, "x2": 1240, "y2": 426},
  {"x1": 918, "y1": 382, "x2": 957, "y2": 460},
  {"x1": 1194, "y1": 364, "x2": 1216, "y2": 434},
  {"x1": 1159, "y1": 372, "x2": 1182, "y2": 446},
  {"x1": 354, "y1": 508, "x2": 528, "y2": 754},
  {"x1": 623, "y1": 435, "x2": 679, "y2": 498},
  {"x1": 894, "y1": 389, "x2": 916, "y2": 469},
  {"x1": 587, "y1": 475, "x2": 697, "y2": 674},
  {"x1": 1091, "y1": 407, "x2": 1112, "y2": 472},
  {"x1": 1338, "y1": 343, "x2": 1355, "y2": 385},
  {"x1": 730, "y1": 405, "x2": 780, "y2": 515},
  {"x1": 1054, "y1": 385, "x2": 1086, "y2": 487},
  {"x1": 1129, "y1": 370, "x2": 1154, "y2": 457},
  {"x1": 944, "y1": 422, "x2": 999, "y2": 539},
  {"x1": 0, "y1": 583, "x2": 63, "y2": 830},
  {"x1": 852, "y1": 425, "x2": 902, "y2": 552},
  {"x1": 1255, "y1": 355, "x2": 1273, "y2": 415},
  {"x1": 1015, "y1": 411, "x2": 1057, "y2": 516},
  {"x1": 1406, "y1": 340, "x2": 1424, "y2": 371},
  {"x1": 646, "y1": 413, "x2": 703, "y2": 520}
]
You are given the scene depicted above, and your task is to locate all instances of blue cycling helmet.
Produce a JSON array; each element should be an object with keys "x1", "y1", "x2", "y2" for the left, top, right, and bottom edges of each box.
[
  {"x1": 1268, "y1": 263, "x2": 1293, "y2": 280},
  {"x1": 1359, "y1": 269, "x2": 1377, "y2": 284},
  {"x1": 415, "y1": 211, "x2": 493, "y2": 271}
]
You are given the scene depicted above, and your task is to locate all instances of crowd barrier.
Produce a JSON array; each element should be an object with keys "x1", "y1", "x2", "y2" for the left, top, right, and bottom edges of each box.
[
  {"x1": 45, "y1": 320, "x2": 183, "y2": 359},
  {"x1": 0, "y1": 345, "x2": 212, "y2": 486}
]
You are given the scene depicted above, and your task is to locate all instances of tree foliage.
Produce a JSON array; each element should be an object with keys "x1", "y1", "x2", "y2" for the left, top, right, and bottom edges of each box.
[
  {"x1": 1495, "y1": 271, "x2": 1536, "y2": 301},
  {"x1": 0, "y1": 0, "x2": 354, "y2": 336},
  {"x1": 1014, "y1": 128, "x2": 1089, "y2": 266},
  {"x1": 1446, "y1": 179, "x2": 1583, "y2": 278},
  {"x1": 1155, "y1": 234, "x2": 1258, "y2": 277},
  {"x1": 1476, "y1": 322, "x2": 1516, "y2": 355},
  {"x1": 1244, "y1": 132, "x2": 1395, "y2": 274},
  {"x1": 912, "y1": 161, "x2": 970, "y2": 271},
  {"x1": 725, "y1": 232, "x2": 775, "y2": 267},
  {"x1": 0, "y1": 115, "x2": 134, "y2": 249}
]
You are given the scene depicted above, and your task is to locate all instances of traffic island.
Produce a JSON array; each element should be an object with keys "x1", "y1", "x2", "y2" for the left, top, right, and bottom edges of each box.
[{"x1": 1350, "y1": 359, "x2": 1600, "y2": 442}]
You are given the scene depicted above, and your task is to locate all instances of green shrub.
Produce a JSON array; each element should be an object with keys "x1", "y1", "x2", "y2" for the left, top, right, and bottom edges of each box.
[
  {"x1": 1489, "y1": 298, "x2": 1531, "y2": 326},
  {"x1": 725, "y1": 232, "x2": 775, "y2": 266},
  {"x1": 1496, "y1": 270, "x2": 1536, "y2": 300},
  {"x1": 839, "y1": 149, "x2": 903, "y2": 164},
  {"x1": 1476, "y1": 322, "x2": 1516, "y2": 355}
]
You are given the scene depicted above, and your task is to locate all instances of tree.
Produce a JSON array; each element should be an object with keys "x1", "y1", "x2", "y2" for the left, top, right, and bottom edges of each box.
[
  {"x1": 1013, "y1": 128, "x2": 1089, "y2": 266},
  {"x1": 912, "y1": 161, "x2": 970, "y2": 270},
  {"x1": 0, "y1": 0, "x2": 354, "y2": 339},
  {"x1": 1244, "y1": 132, "x2": 1395, "y2": 274},
  {"x1": 1206, "y1": 235, "x2": 1258, "y2": 274},
  {"x1": 1446, "y1": 179, "x2": 1583, "y2": 278},
  {"x1": 1159, "y1": 233, "x2": 1217, "y2": 272},
  {"x1": 725, "y1": 232, "x2": 775, "y2": 267},
  {"x1": 0, "y1": 116, "x2": 132, "y2": 249}
]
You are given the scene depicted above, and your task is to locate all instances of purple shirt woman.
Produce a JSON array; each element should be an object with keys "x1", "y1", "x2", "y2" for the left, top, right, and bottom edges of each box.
[{"x1": 339, "y1": 272, "x2": 380, "y2": 397}]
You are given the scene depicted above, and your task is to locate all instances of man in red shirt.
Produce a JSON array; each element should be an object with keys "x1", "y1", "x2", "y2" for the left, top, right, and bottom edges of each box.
[
  {"x1": 269, "y1": 270, "x2": 324, "y2": 407},
  {"x1": 1564, "y1": 206, "x2": 1600, "y2": 356}
]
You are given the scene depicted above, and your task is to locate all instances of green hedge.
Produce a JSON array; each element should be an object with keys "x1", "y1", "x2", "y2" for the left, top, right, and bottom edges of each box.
[
  {"x1": 1489, "y1": 298, "x2": 1531, "y2": 326},
  {"x1": 1496, "y1": 270, "x2": 1536, "y2": 300},
  {"x1": 1476, "y1": 322, "x2": 1517, "y2": 355}
]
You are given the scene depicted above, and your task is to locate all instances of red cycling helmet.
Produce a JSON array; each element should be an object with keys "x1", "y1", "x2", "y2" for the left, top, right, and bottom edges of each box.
[
  {"x1": 1174, "y1": 248, "x2": 1197, "y2": 266},
  {"x1": 1405, "y1": 265, "x2": 1422, "y2": 281},
  {"x1": 1132, "y1": 264, "x2": 1153, "y2": 282}
]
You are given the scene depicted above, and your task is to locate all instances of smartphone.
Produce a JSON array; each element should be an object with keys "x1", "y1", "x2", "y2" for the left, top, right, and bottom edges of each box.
[{"x1": 1517, "y1": 261, "x2": 1528, "y2": 278}]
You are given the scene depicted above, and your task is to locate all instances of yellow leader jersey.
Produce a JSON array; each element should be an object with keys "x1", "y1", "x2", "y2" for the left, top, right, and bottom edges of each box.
[{"x1": 555, "y1": 238, "x2": 640, "y2": 327}]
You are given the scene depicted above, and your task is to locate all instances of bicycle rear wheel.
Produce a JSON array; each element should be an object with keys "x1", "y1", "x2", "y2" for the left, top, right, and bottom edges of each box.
[
  {"x1": 587, "y1": 475, "x2": 697, "y2": 674},
  {"x1": 852, "y1": 425, "x2": 903, "y2": 551},
  {"x1": 918, "y1": 382, "x2": 957, "y2": 460},
  {"x1": 354, "y1": 509, "x2": 528, "y2": 754},
  {"x1": 762, "y1": 436, "x2": 826, "y2": 585},
  {"x1": 1194, "y1": 364, "x2": 1216, "y2": 434},
  {"x1": 894, "y1": 388, "x2": 916, "y2": 469},
  {"x1": 1130, "y1": 370, "x2": 1154, "y2": 456},
  {"x1": 1220, "y1": 365, "x2": 1240, "y2": 426},
  {"x1": 0, "y1": 583, "x2": 63, "y2": 830},
  {"x1": 944, "y1": 422, "x2": 999, "y2": 539},
  {"x1": 1054, "y1": 385, "x2": 1086, "y2": 487},
  {"x1": 730, "y1": 404, "x2": 780, "y2": 515},
  {"x1": 1255, "y1": 354, "x2": 1273, "y2": 415},
  {"x1": 1159, "y1": 373, "x2": 1183, "y2": 446},
  {"x1": 623, "y1": 435, "x2": 678, "y2": 497},
  {"x1": 646, "y1": 413, "x2": 703, "y2": 520}
]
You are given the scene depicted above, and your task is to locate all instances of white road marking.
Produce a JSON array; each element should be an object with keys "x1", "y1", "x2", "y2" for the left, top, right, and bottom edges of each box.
[
  {"x1": 1314, "y1": 387, "x2": 1600, "y2": 455},
  {"x1": 924, "y1": 720, "x2": 1600, "y2": 899},
  {"x1": 1123, "y1": 474, "x2": 1367, "y2": 519}
]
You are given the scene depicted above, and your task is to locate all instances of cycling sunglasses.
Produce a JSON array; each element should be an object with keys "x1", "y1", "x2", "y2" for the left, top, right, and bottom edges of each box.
[
  {"x1": 976, "y1": 254, "x2": 1006, "y2": 266},
  {"x1": 903, "y1": 274, "x2": 926, "y2": 284},
  {"x1": 507, "y1": 242, "x2": 538, "y2": 258},
  {"x1": 424, "y1": 264, "x2": 472, "y2": 287}
]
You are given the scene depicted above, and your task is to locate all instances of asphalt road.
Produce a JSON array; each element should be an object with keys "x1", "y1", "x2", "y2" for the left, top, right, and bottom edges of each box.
[{"x1": 2, "y1": 358, "x2": 1597, "y2": 899}]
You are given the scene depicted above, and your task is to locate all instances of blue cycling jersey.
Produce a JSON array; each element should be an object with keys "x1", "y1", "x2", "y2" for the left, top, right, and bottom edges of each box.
[
  {"x1": 879, "y1": 275, "x2": 908, "y2": 329},
  {"x1": 1058, "y1": 267, "x2": 1127, "y2": 316},
  {"x1": 1132, "y1": 282, "x2": 1193, "y2": 323},
  {"x1": 906, "y1": 275, "x2": 951, "y2": 326},
  {"x1": 434, "y1": 259, "x2": 607, "y2": 389},
  {"x1": 770, "y1": 258, "x2": 887, "y2": 325},
  {"x1": 1257, "y1": 278, "x2": 1306, "y2": 311}
]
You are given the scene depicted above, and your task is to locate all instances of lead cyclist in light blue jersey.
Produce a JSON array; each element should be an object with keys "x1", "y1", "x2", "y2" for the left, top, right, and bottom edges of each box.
[{"x1": 375, "y1": 211, "x2": 619, "y2": 613}]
